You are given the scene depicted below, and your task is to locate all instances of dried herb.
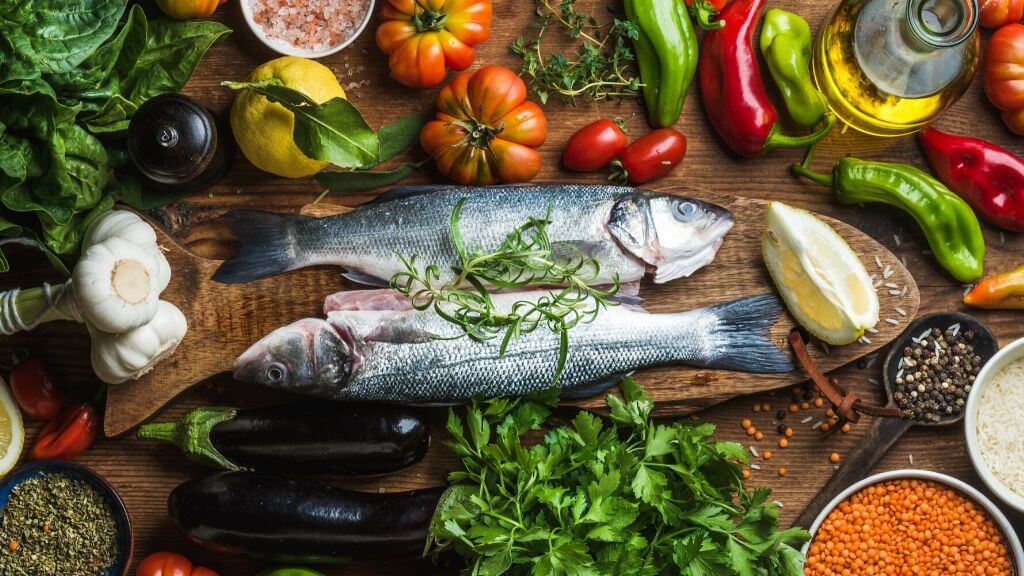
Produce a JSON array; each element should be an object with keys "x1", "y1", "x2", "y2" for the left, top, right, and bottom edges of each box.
[
  {"x1": 0, "y1": 473, "x2": 118, "y2": 575},
  {"x1": 511, "y1": 0, "x2": 641, "y2": 105}
]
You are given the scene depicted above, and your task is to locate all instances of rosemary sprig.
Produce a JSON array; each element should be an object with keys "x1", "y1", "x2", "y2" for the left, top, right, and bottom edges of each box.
[
  {"x1": 511, "y1": 0, "x2": 641, "y2": 105},
  {"x1": 390, "y1": 198, "x2": 620, "y2": 382}
]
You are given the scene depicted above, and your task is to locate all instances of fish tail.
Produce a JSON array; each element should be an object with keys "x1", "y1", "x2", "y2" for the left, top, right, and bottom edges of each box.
[
  {"x1": 213, "y1": 210, "x2": 305, "y2": 284},
  {"x1": 703, "y1": 295, "x2": 793, "y2": 373}
]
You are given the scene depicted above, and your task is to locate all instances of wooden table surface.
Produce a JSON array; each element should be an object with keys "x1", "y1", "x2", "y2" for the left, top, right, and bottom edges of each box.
[{"x1": 3, "y1": 0, "x2": 1023, "y2": 574}]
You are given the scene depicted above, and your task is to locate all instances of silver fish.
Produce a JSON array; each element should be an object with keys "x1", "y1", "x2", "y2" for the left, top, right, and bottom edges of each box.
[
  {"x1": 213, "y1": 184, "x2": 734, "y2": 286},
  {"x1": 232, "y1": 288, "x2": 793, "y2": 403}
]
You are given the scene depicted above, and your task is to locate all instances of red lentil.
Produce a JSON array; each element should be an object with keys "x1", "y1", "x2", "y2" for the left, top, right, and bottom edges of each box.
[
  {"x1": 754, "y1": 431, "x2": 764, "y2": 441},
  {"x1": 778, "y1": 467, "x2": 788, "y2": 477},
  {"x1": 741, "y1": 418, "x2": 752, "y2": 429},
  {"x1": 806, "y1": 479, "x2": 1014, "y2": 576},
  {"x1": 778, "y1": 438, "x2": 789, "y2": 448},
  {"x1": 829, "y1": 452, "x2": 840, "y2": 463}
]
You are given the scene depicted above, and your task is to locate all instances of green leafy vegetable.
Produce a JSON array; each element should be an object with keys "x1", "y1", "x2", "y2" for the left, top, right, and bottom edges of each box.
[
  {"x1": 429, "y1": 378, "x2": 810, "y2": 576},
  {"x1": 391, "y1": 199, "x2": 620, "y2": 382},
  {"x1": 0, "y1": 0, "x2": 229, "y2": 272},
  {"x1": 512, "y1": 0, "x2": 642, "y2": 105},
  {"x1": 223, "y1": 81, "x2": 379, "y2": 169}
]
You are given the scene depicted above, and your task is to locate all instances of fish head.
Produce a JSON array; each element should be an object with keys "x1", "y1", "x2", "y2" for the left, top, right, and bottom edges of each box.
[
  {"x1": 609, "y1": 194, "x2": 734, "y2": 283},
  {"x1": 232, "y1": 318, "x2": 357, "y2": 395}
]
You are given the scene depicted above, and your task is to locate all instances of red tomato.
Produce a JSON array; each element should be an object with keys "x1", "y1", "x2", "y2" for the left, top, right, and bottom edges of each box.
[
  {"x1": 375, "y1": 0, "x2": 492, "y2": 88},
  {"x1": 9, "y1": 357, "x2": 67, "y2": 421},
  {"x1": 137, "y1": 552, "x2": 219, "y2": 576},
  {"x1": 562, "y1": 120, "x2": 628, "y2": 172},
  {"x1": 979, "y1": 0, "x2": 1024, "y2": 28},
  {"x1": 983, "y1": 24, "x2": 1024, "y2": 135},
  {"x1": 614, "y1": 129, "x2": 687, "y2": 184},
  {"x1": 420, "y1": 66, "x2": 548, "y2": 185}
]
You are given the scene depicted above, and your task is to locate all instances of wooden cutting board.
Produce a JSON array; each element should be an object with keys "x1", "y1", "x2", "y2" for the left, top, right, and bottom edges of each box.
[{"x1": 103, "y1": 191, "x2": 920, "y2": 437}]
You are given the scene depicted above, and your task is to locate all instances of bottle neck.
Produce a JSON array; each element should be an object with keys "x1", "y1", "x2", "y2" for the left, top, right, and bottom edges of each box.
[{"x1": 904, "y1": 0, "x2": 977, "y2": 48}]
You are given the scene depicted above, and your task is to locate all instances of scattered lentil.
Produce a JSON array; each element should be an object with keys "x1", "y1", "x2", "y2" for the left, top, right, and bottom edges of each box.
[
  {"x1": 805, "y1": 479, "x2": 1014, "y2": 576},
  {"x1": 829, "y1": 452, "x2": 840, "y2": 463},
  {"x1": 754, "y1": 431, "x2": 764, "y2": 441},
  {"x1": 741, "y1": 469, "x2": 751, "y2": 480},
  {"x1": 763, "y1": 450, "x2": 773, "y2": 460},
  {"x1": 778, "y1": 467, "x2": 788, "y2": 477},
  {"x1": 784, "y1": 427, "x2": 793, "y2": 438},
  {"x1": 840, "y1": 422, "x2": 851, "y2": 433},
  {"x1": 741, "y1": 418, "x2": 752, "y2": 429},
  {"x1": 778, "y1": 438, "x2": 789, "y2": 448},
  {"x1": 745, "y1": 426, "x2": 756, "y2": 437}
]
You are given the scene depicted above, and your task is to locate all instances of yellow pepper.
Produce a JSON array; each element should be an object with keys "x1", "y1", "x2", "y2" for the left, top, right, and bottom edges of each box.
[
  {"x1": 963, "y1": 264, "x2": 1024, "y2": 309},
  {"x1": 155, "y1": 0, "x2": 226, "y2": 20}
]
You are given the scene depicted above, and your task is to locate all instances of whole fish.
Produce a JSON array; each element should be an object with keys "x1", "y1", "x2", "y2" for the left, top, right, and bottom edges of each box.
[
  {"x1": 213, "y1": 184, "x2": 734, "y2": 286},
  {"x1": 232, "y1": 288, "x2": 793, "y2": 403}
]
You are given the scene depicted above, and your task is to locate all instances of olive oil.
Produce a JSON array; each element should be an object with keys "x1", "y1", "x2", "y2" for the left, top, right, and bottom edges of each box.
[{"x1": 814, "y1": 0, "x2": 980, "y2": 137}]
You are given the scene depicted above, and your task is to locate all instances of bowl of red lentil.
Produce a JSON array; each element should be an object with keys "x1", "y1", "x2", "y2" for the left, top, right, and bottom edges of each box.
[
  {"x1": 802, "y1": 469, "x2": 1021, "y2": 576},
  {"x1": 240, "y1": 0, "x2": 375, "y2": 58}
]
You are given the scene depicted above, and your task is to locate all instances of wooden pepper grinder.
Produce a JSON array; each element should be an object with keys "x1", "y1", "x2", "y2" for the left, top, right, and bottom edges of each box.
[{"x1": 127, "y1": 94, "x2": 233, "y2": 193}]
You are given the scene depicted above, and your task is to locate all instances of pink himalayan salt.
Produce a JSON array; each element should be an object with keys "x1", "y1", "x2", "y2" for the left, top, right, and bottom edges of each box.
[{"x1": 251, "y1": 0, "x2": 371, "y2": 51}]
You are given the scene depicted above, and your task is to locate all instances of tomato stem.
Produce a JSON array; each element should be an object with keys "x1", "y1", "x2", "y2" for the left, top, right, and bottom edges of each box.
[
  {"x1": 413, "y1": 6, "x2": 447, "y2": 32},
  {"x1": 455, "y1": 118, "x2": 504, "y2": 149}
]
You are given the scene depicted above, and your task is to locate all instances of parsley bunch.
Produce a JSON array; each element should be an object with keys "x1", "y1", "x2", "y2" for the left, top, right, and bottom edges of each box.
[{"x1": 428, "y1": 379, "x2": 809, "y2": 576}]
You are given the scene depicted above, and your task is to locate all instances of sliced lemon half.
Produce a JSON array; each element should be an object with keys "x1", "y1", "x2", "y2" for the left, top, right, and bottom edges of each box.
[
  {"x1": 762, "y1": 202, "x2": 879, "y2": 345},
  {"x1": 0, "y1": 377, "x2": 24, "y2": 478}
]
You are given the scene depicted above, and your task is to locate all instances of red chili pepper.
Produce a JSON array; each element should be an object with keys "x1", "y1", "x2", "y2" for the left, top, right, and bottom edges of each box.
[
  {"x1": 697, "y1": 0, "x2": 832, "y2": 157},
  {"x1": 919, "y1": 127, "x2": 1024, "y2": 232},
  {"x1": 30, "y1": 403, "x2": 99, "y2": 461},
  {"x1": 9, "y1": 358, "x2": 67, "y2": 421}
]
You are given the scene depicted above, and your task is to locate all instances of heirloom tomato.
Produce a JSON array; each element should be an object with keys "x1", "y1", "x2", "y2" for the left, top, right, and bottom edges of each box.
[
  {"x1": 420, "y1": 66, "x2": 548, "y2": 185},
  {"x1": 979, "y1": 0, "x2": 1024, "y2": 28},
  {"x1": 375, "y1": 0, "x2": 492, "y2": 88},
  {"x1": 983, "y1": 24, "x2": 1024, "y2": 135}
]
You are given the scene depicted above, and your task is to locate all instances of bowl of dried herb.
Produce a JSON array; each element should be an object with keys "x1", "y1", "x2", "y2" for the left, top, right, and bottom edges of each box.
[{"x1": 0, "y1": 460, "x2": 132, "y2": 576}]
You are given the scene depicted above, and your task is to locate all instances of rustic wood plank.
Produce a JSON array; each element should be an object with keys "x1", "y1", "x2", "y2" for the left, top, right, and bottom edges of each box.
[{"x1": 0, "y1": 0, "x2": 1022, "y2": 573}]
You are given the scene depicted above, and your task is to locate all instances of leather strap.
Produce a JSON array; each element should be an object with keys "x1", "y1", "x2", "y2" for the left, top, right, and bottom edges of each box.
[{"x1": 788, "y1": 330, "x2": 904, "y2": 424}]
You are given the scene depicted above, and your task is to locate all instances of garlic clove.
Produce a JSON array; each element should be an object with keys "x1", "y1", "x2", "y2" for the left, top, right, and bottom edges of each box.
[
  {"x1": 90, "y1": 300, "x2": 188, "y2": 384},
  {"x1": 84, "y1": 210, "x2": 159, "y2": 252},
  {"x1": 74, "y1": 237, "x2": 164, "y2": 334}
]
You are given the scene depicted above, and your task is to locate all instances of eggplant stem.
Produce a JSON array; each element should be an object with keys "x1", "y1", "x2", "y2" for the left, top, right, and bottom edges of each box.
[{"x1": 137, "y1": 406, "x2": 241, "y2": 471}]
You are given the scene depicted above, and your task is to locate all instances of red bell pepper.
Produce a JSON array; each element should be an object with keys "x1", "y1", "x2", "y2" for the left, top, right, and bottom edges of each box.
[
  {"x1": 30, "y1": 402, "x2": 99, "y2": 461},
  {"x1": 919, "y1": 127, "x2": 1024, "y2": 232},
  {"x1": 698, "y1": 0, "x2": 832, "y2": 157},
  {"x1": 9, "y1": 357, "x2": 67, "y2": 421}
]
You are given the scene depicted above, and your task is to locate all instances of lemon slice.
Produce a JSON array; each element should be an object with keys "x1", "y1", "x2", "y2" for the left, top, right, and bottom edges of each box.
[
  {"x1": 0, "y1": 377, "x2": 24, "y2": 478},
  {"x1": 762, "y1": 202, "x2": 879, "y2": 345}
]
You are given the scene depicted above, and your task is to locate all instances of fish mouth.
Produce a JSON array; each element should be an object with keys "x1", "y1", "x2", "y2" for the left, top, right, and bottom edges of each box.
[
  {"x1": 652, "y1": 216, "x2": 734, "y2": 283},
  {"x1": 231, "y1": 345, "x2": 262, "y2": 383}
]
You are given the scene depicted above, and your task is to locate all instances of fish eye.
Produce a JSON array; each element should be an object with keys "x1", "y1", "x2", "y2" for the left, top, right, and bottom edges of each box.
[
  {"x1": 673, "y1": 200, "x2": 700, "y2": 222},
  {"x1": 266, "y1": 363, "x2": 287, "y2": 383}
]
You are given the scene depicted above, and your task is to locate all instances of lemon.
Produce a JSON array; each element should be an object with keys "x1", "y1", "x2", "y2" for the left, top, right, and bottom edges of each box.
[
  {"x1": 230, "y1": 56, "x2": 347, "y2": 179},
  {"x1": 762, "y1": 202, "x2": 879, "y2": 345},
  {"x1": 0, "y1": 377, "x2": 24, "y2": 478}
]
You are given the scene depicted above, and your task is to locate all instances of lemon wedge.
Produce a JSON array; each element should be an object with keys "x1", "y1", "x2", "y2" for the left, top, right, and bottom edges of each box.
[
  {"x1": 0, "y1": 377, "x2": 24, "y2": 478},
  {"x1": 762, "y1": 202, "x2": 879, "y2": 345}
]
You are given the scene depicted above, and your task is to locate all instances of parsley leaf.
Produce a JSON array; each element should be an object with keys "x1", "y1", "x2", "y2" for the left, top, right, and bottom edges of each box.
[{"x1": 429, "y1": 377, "x2": 809, "y2": 575}]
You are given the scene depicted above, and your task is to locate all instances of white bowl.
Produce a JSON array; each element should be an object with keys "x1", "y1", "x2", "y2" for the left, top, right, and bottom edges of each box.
[
  {"x1": 239, "y1": 0, "x2": 376, "y2": 59},
  {"x1": 966, "y1": 336, "x2": 1024, "y2": 515},
  {"x1": 802, "y1": 469, "x2": 1023, "y2": 574}
]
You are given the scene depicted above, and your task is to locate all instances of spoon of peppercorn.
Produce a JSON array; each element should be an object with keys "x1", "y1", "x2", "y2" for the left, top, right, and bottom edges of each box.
[{"x1": 793, "y1": 311, "x2": 998, "y2": 530}]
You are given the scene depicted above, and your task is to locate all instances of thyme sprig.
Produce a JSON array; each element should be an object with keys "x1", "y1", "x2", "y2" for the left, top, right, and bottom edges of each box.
[
  {"x1": 511, "y1": 0, "x2": 641, "y2": 105},
  {"x1": 390, "y1": 198, "x2": 620, "y2": 382}
]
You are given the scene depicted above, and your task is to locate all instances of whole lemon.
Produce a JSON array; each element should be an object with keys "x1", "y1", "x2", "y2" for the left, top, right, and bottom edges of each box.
[{"x1": 230, "y1": 56, "x2": 346, "y2": 179}]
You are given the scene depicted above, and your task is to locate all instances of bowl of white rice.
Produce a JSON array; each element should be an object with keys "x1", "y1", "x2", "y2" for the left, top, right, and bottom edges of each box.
[{"x1": 966, "y1": 335, "x2": 1024, "y2": 514}]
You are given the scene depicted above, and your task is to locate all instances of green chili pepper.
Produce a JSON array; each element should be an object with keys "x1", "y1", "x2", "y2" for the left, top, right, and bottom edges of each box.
[
  {"x1": 624, "y1": 0, "x2": 698, "y2": 128},
  {"x1": 759, "y1": 8, "x2": 829, "y2": 128},
  {"x1": 794, "y1": 156, "x2": 985, "y2": 282},
  {"x1": 256, "y1": 569, "x2": 326, "y2": 576}
]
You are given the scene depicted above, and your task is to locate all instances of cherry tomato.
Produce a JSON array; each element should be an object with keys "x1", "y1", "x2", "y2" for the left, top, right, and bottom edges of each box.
[
  {"x1": 562, "y1": 120, "x2": 628, "y2": 172},
  {"x1": 613, "y1": 128, "x2": 687, "y2": 184},
  {"x1": 979, "y1": 0, "x2": 1024, "y2": 28},
  {"x1": 9, "y1": 357, "x2": 67, "y2": 421},
  {"x1": 983, "y1": 24, "x2": 1024, "y2": 135},
  {"x1": 137, "y1": 552, "x2": 219, "y2": 576}
]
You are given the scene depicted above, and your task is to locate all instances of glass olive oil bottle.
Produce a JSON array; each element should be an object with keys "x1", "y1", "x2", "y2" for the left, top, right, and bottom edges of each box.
[{"x1": 814, "y1": 0, "x2": 979, "y2": 137}]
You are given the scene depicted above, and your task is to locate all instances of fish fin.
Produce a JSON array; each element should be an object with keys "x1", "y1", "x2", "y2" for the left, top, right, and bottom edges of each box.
[
  {"x1": 703, "y1": 294, "x2": 794, "y2": 373},
  {"x1": 341, "y1": 270, "x2": 391, "y2": 287},
  {"x1": 356, "y1": 185, "x2": 456, "y2": 208},
  {"x1": 213, "y1": 210, "x2": 304, "y2": 284},
  {"x1": 560, "y1": 372, "x2": 632, "y2": 399},
  {"x1": 608, "y1": 280, "x2": 643, "y2": 307}
]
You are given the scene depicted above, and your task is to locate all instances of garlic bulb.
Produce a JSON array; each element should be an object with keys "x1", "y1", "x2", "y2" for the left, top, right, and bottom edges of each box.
[
  {"x1": 90, "y1": 300, "x2": 188, "y2": 384},
  {"x1": 83, "y1": 210, "x2": 171, "y2": 293},
  {"x1": 73, "y1": 237, "x2": 169, "y2": 334}
]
